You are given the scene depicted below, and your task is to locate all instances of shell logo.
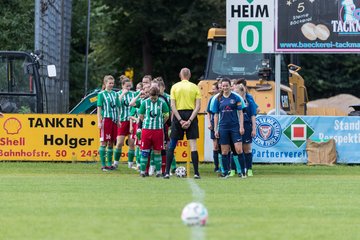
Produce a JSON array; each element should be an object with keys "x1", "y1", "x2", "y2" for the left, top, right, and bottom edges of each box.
[{"x1": 3, "y1": 117, "x2": 22, "y2": 135}]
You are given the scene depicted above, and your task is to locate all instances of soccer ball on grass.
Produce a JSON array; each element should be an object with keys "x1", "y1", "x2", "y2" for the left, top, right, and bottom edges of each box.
[
  {"x1": 181, "y1": 202, "x2": 208, "y2": 226},
  {"x1": 175, "y1": 166, "x2": 187, "y2": 178}
]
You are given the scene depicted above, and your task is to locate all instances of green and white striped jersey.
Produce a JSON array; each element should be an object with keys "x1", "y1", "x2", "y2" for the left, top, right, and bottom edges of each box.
[
  {"x1": 129, "y1": 105, "x2": 140, "y2": 123},
  {"x1": 131, "y1": 97, "x2": 147, "y2": 124},
  {"x1": 118, "y1": 90, "x2": 134, "y2": 121},
  {"x1": 139, "y1": 98, "x2": 169, "y2": 129},
  {"x1": 163, "y1": 92, "x2": 171, "y2": 104},
  {"x1": 134, "y1": 96, "x2": 143, "y2": 108},
  {"x1": 97, "y1": 90, "x2": 120, "y2": 122},
  {"x1": 161, "y1": 92, "x2": 171, "y2": 112}
]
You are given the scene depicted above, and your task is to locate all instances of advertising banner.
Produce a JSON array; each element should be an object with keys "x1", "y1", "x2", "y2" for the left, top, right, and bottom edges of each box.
[
  {"x1": 253, "y1": 115, "x2": 360, "y2": 164},
  {"x1": 276, "y1": 0, "x2": 360, "y2": 52},
  {"x1": 0, "y1": 114, "x2": 99, "y2": 161},
  {"x1": 0, "y1": 114, "x2": 204, "y2": 162},
  {"x1": 226, "y1": 0, "x2": 275, "y2": 53}
]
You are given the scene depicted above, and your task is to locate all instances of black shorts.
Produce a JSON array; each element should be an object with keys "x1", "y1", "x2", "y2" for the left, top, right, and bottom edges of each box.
[
  {"x1": 170, "y1": 110, "x2": 199, "y2": 140},
  {"x1": 242, "y1": 121, "x2": 253, "y2": 144},
  {"x1": 218, "y1": 128, "x2": 242, "y2": 145},
  {"x1": 210, "y1": 129, "x2": 215, "y2": 140}
]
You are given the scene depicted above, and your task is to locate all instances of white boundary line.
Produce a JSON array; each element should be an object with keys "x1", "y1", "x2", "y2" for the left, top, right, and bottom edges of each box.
[{"x1": 187, "y1": 179, "x2": 206, "y2": 240}]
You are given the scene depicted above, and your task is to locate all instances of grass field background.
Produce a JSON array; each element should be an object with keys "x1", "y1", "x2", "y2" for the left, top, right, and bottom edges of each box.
[{"x1": 1, "y1": 162, "x2": 360, "y2": 240}]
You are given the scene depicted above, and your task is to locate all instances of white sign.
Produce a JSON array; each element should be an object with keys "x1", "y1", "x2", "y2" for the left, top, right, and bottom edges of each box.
[{"x1": 226, "y1": 0, "x2": 275, "y2": 53}]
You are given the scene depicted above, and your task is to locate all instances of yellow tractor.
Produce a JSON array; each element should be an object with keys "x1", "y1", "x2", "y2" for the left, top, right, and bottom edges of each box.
[{"x1": 198, "y1": 28, "x2": 308, "y2": 115}]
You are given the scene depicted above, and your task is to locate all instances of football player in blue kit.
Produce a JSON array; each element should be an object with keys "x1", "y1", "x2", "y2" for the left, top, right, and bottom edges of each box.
[{"x1": 212, "y1": 78, "x2": 247, "y2": 178}]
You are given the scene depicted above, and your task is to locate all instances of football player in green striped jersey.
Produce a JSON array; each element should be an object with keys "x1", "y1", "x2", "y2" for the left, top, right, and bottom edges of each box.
[
  {"x1": 138, "y1": 86, "x2": 169, "y2": 177},
  {"x1": 97, "y1": 75, "x2": 120, "y2": 171},
  {"x1": 113, "y1": 76, "x2": 135, "y2": 169},
  {"x1": 130, "y1": 82, "x2": 152, "y2": 173},
  {"x1": 129, "y1": 82, "x2": 144, "y2": 170},
  {"x1": 157, "y1": 78, "x2": 177, "y2": 173}
]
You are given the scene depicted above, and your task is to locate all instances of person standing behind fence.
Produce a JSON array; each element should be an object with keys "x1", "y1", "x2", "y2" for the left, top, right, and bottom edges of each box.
[
  {"x1": 164, "y1": 68, "x2": 201, "y2": 179},
  {"x1": 97, "y1": 75, "x2": 120, "y2": 171}
]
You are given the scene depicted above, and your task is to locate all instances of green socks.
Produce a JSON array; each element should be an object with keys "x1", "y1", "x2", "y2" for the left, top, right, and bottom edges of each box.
[
  {"x1": 233, "y1": 155, "x2": 241, "y2": 174},
  {"x1": 140, "y1": 154, "x2": 148, "y2": 172},
  {"x1": 154, "y1": 153, "x2": 161, "y2": 171},
  {"x1": 135, "y1": 147, "x2": 140, "y2": 165},
  {"x1": 99, "y1": 146, "x2": 106, "y2": 167},
  {"x1": 128, "y1": 149, "x2": 135, "y2": 163},
  {"x1": 114, "y1": 149, "x2": 121, "y2": 162},
  {"x1": 106, "y1": 147, "x2": 113, "y2": 167},
  {"x1": 150, "y1": 151, "x2": 155, "y2": 166}
]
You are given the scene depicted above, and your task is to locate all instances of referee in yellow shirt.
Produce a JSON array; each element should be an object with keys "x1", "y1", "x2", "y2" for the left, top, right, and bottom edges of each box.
[{"x1": 164, "y1": 68, "x2": 201, "y2": 179}]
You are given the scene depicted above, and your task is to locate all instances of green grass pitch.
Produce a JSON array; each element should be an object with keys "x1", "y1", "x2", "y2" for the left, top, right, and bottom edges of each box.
[{"x1": 1, "y1": 162, "x2": 360, "y2": 240}]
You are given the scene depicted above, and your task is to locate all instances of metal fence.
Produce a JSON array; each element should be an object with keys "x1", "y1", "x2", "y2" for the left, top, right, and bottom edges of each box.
[{"x1": 35, "y1": 0, "x2": 72, "y2": 113}]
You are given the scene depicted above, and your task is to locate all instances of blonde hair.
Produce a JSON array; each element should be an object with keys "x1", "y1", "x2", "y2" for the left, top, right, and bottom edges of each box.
[
  {"x1": 119, "y1": 75, "x2": 131, "y2": 86},
  {"x1": 142, "y1": 75, "x2": 152, "y2": 84},
  {"x1": 136, "y1": 82, "x2": 143, "y2": 90},
  {"x1": 102, "y1": 75, "x2": 115, "y2": 90}
]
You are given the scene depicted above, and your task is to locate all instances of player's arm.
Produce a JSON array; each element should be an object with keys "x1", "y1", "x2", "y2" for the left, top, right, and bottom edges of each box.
[
  {"x1": 214, "y1": 113, "x2": 219, "y2": 138},
  {"x1": 237, "y1": 100, "x2": 244, "y2": 135},
  {"x1": 97, "y1": 94, "x2": 103, "y2": 129},
  {"x1": 118, "y1": 89, "x2": 128, "y2": 101},
  {"x1": 251, "y1": 115, "x2": 256, "y2": 137},
  {"x1": 171, "y1": 99, "x2": 182, "y2": 122},
  {"x1": 238, "y1": 109, "x2": 244, "y2": 135},
  {"x1": 162, "y1": 103, "x2": 170, "y2": 123},
  {"x1": 188, "y1": 98, "x2": 200, "y2": 123},
  {"x1": 213, "y1": 98, "x2": 220, "y2": 138},
  {"x1": 130, "y1": 90, "x2": 142, "y2": 106},
  {"x1": 138, "y1": 101, "x2": 145, "y2": 122}
]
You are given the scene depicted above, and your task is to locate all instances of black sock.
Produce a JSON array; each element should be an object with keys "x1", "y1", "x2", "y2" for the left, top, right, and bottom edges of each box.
[
  {"x1": 213, "y1": 150, "x2": 219, "y2": 169},
  {"x1": 221, "y1": 154, "x2": 230, "y2": 173},
  {"x1": 230, "y1": 152, "x2": 235, "y2": 170},
  {"x1": 191, "y1": 151, "x2": 199, "y2": 175},
  {"x1": 165, "y1": 148, "x2": 175, "y2": 175},
  {"x1": 238, "y1": 153, "x2": 246, "y2": 174},
  {"x1": 245, "y1": 153, "x2": 252, "y2": 169}
]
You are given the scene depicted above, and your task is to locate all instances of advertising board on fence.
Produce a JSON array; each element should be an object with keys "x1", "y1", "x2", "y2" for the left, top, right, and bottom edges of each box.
[
  {"x1": 0, "y1": 114, "x2": 99, "y2": 161},
  {"x1": 0, "y1": 114, "x2": 204, "y2": 162},
  {"x1": 276, "y1": 0, "x2": 360, "y2": 52},
  {"x1": 253, "y1": 115, "x2": 360, "y2": 164}
]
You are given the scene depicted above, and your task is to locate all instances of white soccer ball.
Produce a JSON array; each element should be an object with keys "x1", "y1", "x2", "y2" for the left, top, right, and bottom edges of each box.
[
  {"x1": 181, "y1": 202, "x2": 208, "y2": 226},
  {"x1": 175, "y1": 166, "x2": 187, "y2": 178}
]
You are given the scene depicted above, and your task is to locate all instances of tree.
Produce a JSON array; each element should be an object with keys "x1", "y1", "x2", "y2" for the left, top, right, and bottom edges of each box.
[
  {"x1": 0, "y1": 0, "x2": 34, "y2": 50},
  {"x1": 88, "y1": 0, "x2": 225, "y2": 86},
  {"x1": 69, "y1": 0, "x2": 360, "y2": 110},
  {"x1": 300, "y1": 54, "x2": 360, "y2": 99}
]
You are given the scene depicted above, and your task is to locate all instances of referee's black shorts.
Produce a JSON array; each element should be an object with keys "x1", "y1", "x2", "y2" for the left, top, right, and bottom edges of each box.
[{"x1": 170, "y1": 110, "x2": 199, "y2": 140}]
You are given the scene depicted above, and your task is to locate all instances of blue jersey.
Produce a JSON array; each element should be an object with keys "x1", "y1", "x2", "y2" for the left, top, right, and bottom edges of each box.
[
  {"x1": 212, "y1": 92, "x2": 244, "y2": 130},
  {"x1": 210, "y1": 91, "x2": 245, "y2": 114},
  {"x1": 207, "y1": 95, "x2": 215, "y2": 124},
  {"x1": 243, "y1": 93, "x2": 257, "y2": 122}
]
